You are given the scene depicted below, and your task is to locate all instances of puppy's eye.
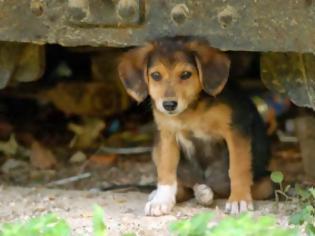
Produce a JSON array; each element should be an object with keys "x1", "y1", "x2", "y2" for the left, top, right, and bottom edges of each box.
[
  {"x1": 150, "y1": 72, "x2": 162, "y2": 81},
  {"x1": 180, "y1": 71, "x2": 192, "y2": 80}
]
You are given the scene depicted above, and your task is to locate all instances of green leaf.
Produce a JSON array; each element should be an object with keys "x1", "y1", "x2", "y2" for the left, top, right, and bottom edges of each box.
[
  {"x1": 308, "y1": 188, "x2": 315, "y2": 199},
  {"x1": 93, "y1": 205, "x2": 107, "y2": 236},
  {"x1": 289, "y1": 206, "x2": 314, "y2": 225},
  {"x1": 295, "y1": 184, "x2": 311, "y2": 200},
  {"x1": 306, "y1": 223, "x2": 315, "y2": 236},
  {"x1": 289, "y1": 211, "x2": 306, "y2": 225},
  {"x1": 169, "y1": 212, "x2": 213, "y2": 236},
  {"x1": 190, "y1": 212, "x2": 213, "y2": 234},
  {"x1": 284, "y1": 185, "x2": 291, "y2": 193},
  {"x1": 170, "y1": 213, "x2": 298, "y2": 236},
  {"x1": 208, "y1": 214, "x2": 297, "y2": 236},
  {"x1": 271, "y1": 171, "x2": 284, "y2": 184},
  {"x1": 169, "y1": 219, "x2": 191, "y2": 236},
  {"x1": 0, "y1": 214, "x2": 71, "y2": 236}
]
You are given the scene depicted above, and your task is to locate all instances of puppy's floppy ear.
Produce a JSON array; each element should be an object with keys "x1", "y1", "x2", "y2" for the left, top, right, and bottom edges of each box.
[
  {"x1": 118, "y1": 44, "x2": 153, "y2": 103},
  {"x1": 186, "y1": 40, "x2": 230, "y2": 96}
]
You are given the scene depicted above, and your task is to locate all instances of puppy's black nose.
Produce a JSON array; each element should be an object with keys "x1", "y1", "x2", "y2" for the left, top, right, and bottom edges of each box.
[{"x1": 163, "y1": 101, "x2": 178, "y2": 111}]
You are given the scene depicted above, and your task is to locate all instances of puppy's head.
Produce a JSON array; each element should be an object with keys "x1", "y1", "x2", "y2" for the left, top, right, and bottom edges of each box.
[{"x1": 118, "y1": 37, "x2": 230, "y2": 115}]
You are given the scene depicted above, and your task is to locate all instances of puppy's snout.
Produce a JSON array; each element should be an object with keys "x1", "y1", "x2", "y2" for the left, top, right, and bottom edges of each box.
[{"x1": 163, "y1": 101, "x2": 178, "y2": 111}]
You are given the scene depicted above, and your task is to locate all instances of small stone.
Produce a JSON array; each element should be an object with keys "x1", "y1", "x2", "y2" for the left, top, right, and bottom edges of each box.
[
  {"x1": 69, "y1": 151, "x2": 87, "y2": 163},
  {"x1": 30, "y1": 169, "x2": 56, "y2": 182},
  {"x1": 139, "y1": 175, "x2": 155, "y2": 185},
  {"x1": 1, "y1": 159, "x2": 28, "y2": 174}
]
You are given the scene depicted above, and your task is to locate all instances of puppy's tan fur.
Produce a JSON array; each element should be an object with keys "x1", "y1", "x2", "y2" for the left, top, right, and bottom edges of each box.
[{"x1": 119, "y1": 37, "x2": 270, "y2": 216}]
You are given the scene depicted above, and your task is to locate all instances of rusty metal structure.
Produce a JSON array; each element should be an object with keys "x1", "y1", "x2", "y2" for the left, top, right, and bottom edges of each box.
[
  {"x1": 0, "y1": 0, "x2": 315, "y2": 108},
  {"x1": 0, "y1": 0, "x2": 314, "y2": 51}
]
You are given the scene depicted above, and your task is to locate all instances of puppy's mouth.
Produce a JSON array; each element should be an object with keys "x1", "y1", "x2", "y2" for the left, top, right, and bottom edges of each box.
[
  {"x1": 164, "y1": 110, "x2": 180, "y2": 116},
  {"x1": 156, "y1": 100, "x2": 186, "y2": 116}
]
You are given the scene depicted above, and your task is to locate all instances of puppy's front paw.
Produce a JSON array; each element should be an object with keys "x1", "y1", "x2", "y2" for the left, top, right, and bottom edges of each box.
[
  {"x1": 145, "y1": 184, "x2": 176, "y2": 216},
  {"x1": 193, "y1": 184, "x2": 214, "y2": 206},
  {"x1": 148, "y1": 189, "x2": 157, "y2": 201},
  {"x1": 225, "y1": 200, "x2": 254, "y2": 214}
]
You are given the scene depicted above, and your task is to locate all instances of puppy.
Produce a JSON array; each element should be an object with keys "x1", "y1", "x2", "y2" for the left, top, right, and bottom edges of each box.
[{"x1": 118, "y1": 37, "x2": 272, "y2": 216}]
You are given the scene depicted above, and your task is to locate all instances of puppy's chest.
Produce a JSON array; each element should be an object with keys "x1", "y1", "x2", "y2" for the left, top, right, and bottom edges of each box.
[
  {"x1": 169, "y1": 112, "x2": 226, "y2": 160},
  {"x1": 176, "y1": 130, "x2": 225, "y2": 165},
  {"x1": 161, "y1": 115, "x2": 221, "y2": 140}
]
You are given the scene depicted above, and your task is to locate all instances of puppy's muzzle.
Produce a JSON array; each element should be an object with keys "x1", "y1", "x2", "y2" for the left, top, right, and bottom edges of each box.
[{"x1": 163, "y1": 101, "x2": 178, "y2": 111}]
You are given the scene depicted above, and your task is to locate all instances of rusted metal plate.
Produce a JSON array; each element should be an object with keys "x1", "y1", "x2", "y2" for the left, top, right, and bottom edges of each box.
[
  {"x1": 0, "y1": 0, "x2": 315, "y2": 51},
  {"x1": 0, "y1": 43, "x2": 45, "y2": 88},
  {"x1": 261, "y1": 52, "x2": 315, "y2": 109},
  {"x1": 68, "y1": 0, "x2": 142, "y2": 27}
]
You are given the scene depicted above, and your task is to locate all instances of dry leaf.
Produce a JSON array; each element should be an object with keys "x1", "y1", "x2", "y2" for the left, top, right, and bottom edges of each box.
[
  {"x1": 30, "y1": 141, "x2": 57, "y2": 169},
  {"x1": 40, "y1": 81, "x2": 130, "y2": 116},
  {"x1": 68, "y1": 117, "x2": 105, "y2": 148},
  {"x1": 69, "y1": 151, "x2": 87, "y2": 163},
  {"x1": 0, "y1": 134, "x2": 18, "y2": 156},
  {"x1": 88, "y1": 154, "x2": 117, "y2": 167}
]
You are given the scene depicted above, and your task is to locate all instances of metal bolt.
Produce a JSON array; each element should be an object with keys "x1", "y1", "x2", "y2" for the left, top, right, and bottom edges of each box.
[
  {"x1": 68, "y1": 0, "x2": 89, "y2": 21},
  {"x1": 30, "y1": 0, "x2": 45, "y2": 16},
  {"x1": 217, "y1": 6, "x2": 238, "y2": 29},
  {"x1": 171, "y1": 4, "x2": 189, "y2": 25},
  {"x1": 116, "y1": 0, "x2": 138, "y2": 20}
]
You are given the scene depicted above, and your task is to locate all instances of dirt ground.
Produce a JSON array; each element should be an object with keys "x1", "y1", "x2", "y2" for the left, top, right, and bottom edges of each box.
[
  {"x1": 0, "y1": 132, "x2": 310, "y2": 235},
  {"x1": 0, "y1": 186, "x2": 302, "y2": 236}
]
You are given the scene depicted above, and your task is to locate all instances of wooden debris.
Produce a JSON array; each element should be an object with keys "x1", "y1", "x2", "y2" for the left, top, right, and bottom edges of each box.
[
  {"x1": 88, "y1": 154, "x2": 117, "y2": 167},
  {"x1": 295, "y1": 115, "x2": 315, "y2": 180},
  {"x1": 0, "y1": 134, "x2": 18, "y2": 156},
  {"x1": 68, "y1": 117, "x2": 105, "y2": 149},
  {"x1": 30, "y1": 141, "x2": 57, "y2": 170},
  {"x1": 96, "y1": 146, "x2": 152, "y2": 155},
  {"x1": 1, "y1": 159, "x2": 29, "y2": 174},
  {"x1": 69, "y1": 151, "x2": 87, "y2": 163},
  {"x1": 47, "y1": 172, "x2": 91, "y2": 186}
]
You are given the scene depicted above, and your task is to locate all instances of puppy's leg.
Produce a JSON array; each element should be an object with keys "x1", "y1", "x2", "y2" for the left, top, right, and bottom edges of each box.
[
  {"x1": 193, "y1": 184, "x2": 214, "y2": 206},
  {"x1": 252, "y1": 177, "x2": 273, "y2": 200},
  {"x1": 151, "y1": 181, "x2": 194, "y2": 203},
  {"x1": 225, "y1": 131, "x2": 253, "y2": 214},
  {"x1": 145, "y1": 130, "x2": 180, "y2": 216},
  {"x1": 176, "y1": 181, "x2": 194, "y2": 203}
]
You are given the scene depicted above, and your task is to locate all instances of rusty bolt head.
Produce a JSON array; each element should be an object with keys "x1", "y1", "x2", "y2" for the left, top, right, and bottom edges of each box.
[
  {"x1": 68, "y1": 0, "x2": 89, "y2": 21},
  {"x1": 171, "y1": 4, "x2": 189, "y2": 25},
  {"x1": 30, "y1": 0, "x2": 45, "y2": 16},
  {"x1": 217, "y1": 6, "x2": 238, "y2": 29},
  {"x1": 116, "y1": 0, "x2": 138, "y2": 20}
]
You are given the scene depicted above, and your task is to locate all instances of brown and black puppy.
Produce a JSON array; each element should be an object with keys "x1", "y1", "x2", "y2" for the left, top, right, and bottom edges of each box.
[{"x1": 118, "y1": 37, "x2": 272, "y2": 216}]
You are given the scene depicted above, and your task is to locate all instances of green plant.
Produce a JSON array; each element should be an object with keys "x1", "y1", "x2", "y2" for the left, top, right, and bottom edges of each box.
[
  {"x1": 270, "y1": 171, "x2": 292, "y2": 202},
  {"x1": 0, "y1": 205, "x2": 107, "y2": 236},
  {"x1": 289, "y1": 186, "x2": 315, "y2": 236},
  {"x1": 169, "y1": 212, "x2": 298, "y2": 236},
  {"x1": 271, "y1": 171, "x2": 315, "y2": 236},
  {"x1": 169, "y1": 212, "x2": 213, "y2": 236},
  {"x1": 0, "y1": 214, "x2": 71, "y2": 236},
  {"x1": 93, "y1": 205, "x2": 107, "y2": 236}
]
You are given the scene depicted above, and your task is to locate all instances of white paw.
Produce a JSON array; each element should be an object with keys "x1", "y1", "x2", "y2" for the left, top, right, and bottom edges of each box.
[
  {"x1": 225, "y1": 201, "x2": 254, "y2": 214},
  {"x1": 145, "y1": 183, "x2": 177, "y2": 216},
  {"x1": 148, "y1": 189, "x2": 157, "y2": 201},
  {"x1": 193, "y1": 184, "x2": 214, "y2": 206}
]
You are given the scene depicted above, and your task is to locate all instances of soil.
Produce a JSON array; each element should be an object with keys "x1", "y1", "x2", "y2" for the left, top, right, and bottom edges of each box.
[{"x1": 0, "y1": 186, "x2": 302, "y2": 235}]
